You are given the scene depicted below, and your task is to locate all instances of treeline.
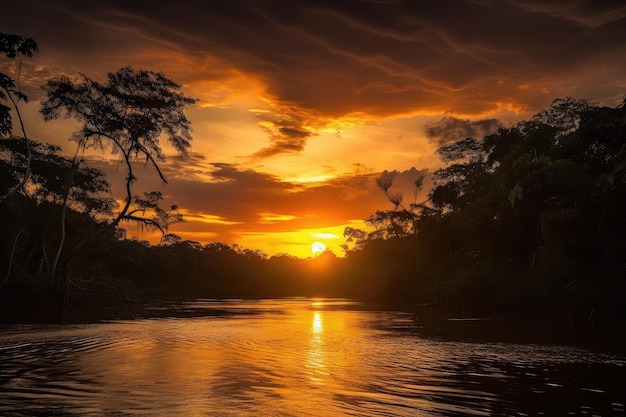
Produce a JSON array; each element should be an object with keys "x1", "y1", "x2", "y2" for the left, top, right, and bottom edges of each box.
[
  {"x1": 2, "y1": 32, "x2": 625, "y2": 322},
  {"x1": 0, "y1": 183, "x2": 355, "y2": 320},
  {"x1": 347, "y1": 97, "x2": 626, "y2": 318},
  {"x1": 0, "y1": 134, "x2": 355, "y2": 318},
  {"x1": 3, "y1": 98, "x2": 625, "y2": 322}
]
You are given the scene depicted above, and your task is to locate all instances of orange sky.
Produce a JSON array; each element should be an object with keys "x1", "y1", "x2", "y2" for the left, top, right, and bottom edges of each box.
[{"x1": 2, "y1": 0, "x2": 626, "y2": 257}]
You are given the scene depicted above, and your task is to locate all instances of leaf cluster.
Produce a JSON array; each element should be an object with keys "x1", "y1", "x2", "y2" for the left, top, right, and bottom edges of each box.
[{"x1": 40, "y1": 66, "x2": 196, "y2": 180}]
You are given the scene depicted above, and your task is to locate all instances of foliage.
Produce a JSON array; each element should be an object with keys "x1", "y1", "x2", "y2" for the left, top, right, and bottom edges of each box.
[
  {"x1": 302, "y1": 97, "x2": 623, "y2": 316},
  {"x1": 0, "y1": 33, "x2": 38, "y2": 136},
  {"x1": 0, "y1": 137, "x2": 115, "y2": 215},
  {"x1": 1, "y1": 33, "x2": 39, "y2": 199},
  {"x1": 343, "y1": 97, "x2": 626, "y2": 315},
  {"x1": 40, "y1": 66, "x2": 196, "y2": 229},
  {"x1": 366, "y1": 170, "x2": 426, "y2": 239}
]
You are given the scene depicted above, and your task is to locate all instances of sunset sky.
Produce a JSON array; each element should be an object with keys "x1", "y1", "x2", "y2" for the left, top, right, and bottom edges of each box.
[{"x1": 2, "y1": 0, "x2": 626, "y2": 257}]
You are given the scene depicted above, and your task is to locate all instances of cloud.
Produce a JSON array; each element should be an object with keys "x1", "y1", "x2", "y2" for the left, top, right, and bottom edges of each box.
[
  {"x1": 4, "y1": 0, "x2": 626, "y2": 255},
  {"x1": 93, "y1": 158, "x2": 413, "y2": 234},
  {"x1": 48, "y1": 146, "x2": 430, "y2": 254},
  {"x1": 503, "y1": 0, "x2": 626, "y2": 28},
  {"x1": 161, "y1": 162, "x2": 428, "y2": 232},
  {"x1": 424, "y1": 117, "x2": 503, "y2": 145},
  {"x1": 4, "y1": 0, "x2": 626, "y2": 156},
  {"x1": 249, "y1": 107, "x2": 316, "y2": 159}
]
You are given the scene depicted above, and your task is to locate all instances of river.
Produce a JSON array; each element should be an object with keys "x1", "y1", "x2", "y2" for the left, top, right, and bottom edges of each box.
[{"x1": 1, "y1": 298, "x2": 624, "y2": 416}]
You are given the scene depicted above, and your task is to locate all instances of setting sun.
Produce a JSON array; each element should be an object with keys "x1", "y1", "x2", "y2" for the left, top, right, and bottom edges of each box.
[{"x1": 311, "y1": 242, "x2": 326, "y2": 254}]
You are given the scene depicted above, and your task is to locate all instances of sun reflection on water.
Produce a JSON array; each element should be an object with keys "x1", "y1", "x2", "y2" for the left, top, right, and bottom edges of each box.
[
  {"x1": 312, "y1": 311, "x2": 323, "y2": 333},
  {"x1": 311, "y1": 299, "x2": 325, "y2": 308},
  {"x1": 307, "y1": 310, "x2": 328, "y2": 385}
]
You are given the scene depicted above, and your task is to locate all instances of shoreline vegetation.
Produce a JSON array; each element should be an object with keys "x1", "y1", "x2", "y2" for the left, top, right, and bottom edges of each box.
[{"x1": 2, "y1": 33, "x2": 625, "y2": 349}]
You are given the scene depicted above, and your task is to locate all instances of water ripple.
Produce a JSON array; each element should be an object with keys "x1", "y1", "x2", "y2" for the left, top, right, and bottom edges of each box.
[{"x1": 1, "y1": 299, "x2": 625, "y2": 416}]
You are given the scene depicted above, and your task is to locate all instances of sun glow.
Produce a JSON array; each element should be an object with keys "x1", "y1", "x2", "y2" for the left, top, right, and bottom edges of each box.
[
  {"x1": 312, "y1": 312, "x2": 323, "y2": 333},
  {"x1": 311, "y1": 242, "x2": 326, "y2": 254}
]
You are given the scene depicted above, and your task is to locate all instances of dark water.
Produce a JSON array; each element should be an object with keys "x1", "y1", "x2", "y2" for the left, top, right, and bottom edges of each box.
[{"x1": 1, "y1": 298, "x2": 625, "y2": 416}]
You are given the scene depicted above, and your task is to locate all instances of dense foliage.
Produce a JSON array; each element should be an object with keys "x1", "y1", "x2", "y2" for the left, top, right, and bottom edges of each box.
[{"x1": 349, "y1": 98, "x2": 626, "y2": 317}]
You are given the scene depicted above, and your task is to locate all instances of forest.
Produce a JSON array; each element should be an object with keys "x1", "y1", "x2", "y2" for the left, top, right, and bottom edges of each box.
[{"x1": 2, "y1": 33, "x2": 625, "y2": 325}]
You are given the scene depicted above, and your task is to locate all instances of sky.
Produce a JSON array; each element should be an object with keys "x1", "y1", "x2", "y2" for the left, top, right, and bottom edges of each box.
[{"x1": 2, "y1": 0, "x2": 626, "y2": 258}]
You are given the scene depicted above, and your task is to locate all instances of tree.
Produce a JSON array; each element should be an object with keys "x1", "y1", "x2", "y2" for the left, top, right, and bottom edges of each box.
[
  {"x1": 39, "y1": 66, "x2": 196, "y2": 304},
  {"x1": 0, "y1": 33, "x2": 38, "y2": 198},
  {"x1": 0, "y1": 137, "x2": 117, "y2": 297},
  {"x1": 369, "y1": 170, "x2": 426, "y2": 238},
  {"x1": 40, "y1": 66, "x2": 196, "y2": 231},
  {"x1": 367, "y1": 170, "x2": 446, "y2": 301},
  {"x1": 431, "y1": 137, "x2": 488, "y2": 211},
  {"x1": 0, "y1": 137, "x2": 114, "y2": 214},
  {"x1": 351, "y1": 96, "x2": 626, "y2": 311},
  {"x1": 342, "y1": 226, "x2": 368, "y2": 252}
]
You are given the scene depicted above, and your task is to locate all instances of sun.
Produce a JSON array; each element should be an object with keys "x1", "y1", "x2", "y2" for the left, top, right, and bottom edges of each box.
[{"x1": 311, "y1": 241, "x2": 326, "y2": 254}]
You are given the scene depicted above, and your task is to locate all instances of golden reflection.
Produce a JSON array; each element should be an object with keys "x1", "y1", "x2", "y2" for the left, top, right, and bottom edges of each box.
[
  {"x1": 312, "y1": 311, "x2": 323, "y2": 333},
  {"x1": 306, "y1": 310, "x2": 328, "y2": 385},
  {"x1": 60, "y1": 300, "x2": 366, "y2": 415},
  {"x1": 311, "y1": 299, "x2": 325, "y2": 308}
]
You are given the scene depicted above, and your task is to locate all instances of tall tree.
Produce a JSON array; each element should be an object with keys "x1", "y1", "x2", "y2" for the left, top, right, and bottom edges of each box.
[
  {"x1": 39, "y1": 66, "x2": 195, "y2": 303},
  {"x1": 0, "y1": 33, "x2": 38, "y2": 198},
  {"x1": 40, "y1": 66, "x2": 196, "y2": 232}
]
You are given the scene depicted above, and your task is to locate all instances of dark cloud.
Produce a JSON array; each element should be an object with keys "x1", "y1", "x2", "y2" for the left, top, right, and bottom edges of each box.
[
  {"x1": 278, "y1": 127, "x2": 309, "y2": 139},
  {"x1": 3, "y1": 0, "x2": 625, "y2": 134},
  {"x1": 248, "y1": 106, "x2": 317, "y2": 159},
  {"x1": 251, "y1": 134, "x2": 310, "y2": 159},
  {"x1": 424, "y1": 117, "x2": 503, "y2": 145},
  {"x1": 187, "y1": 162, "x2": 378, "y2": 227},
  {"x1": 207, "y1": 162, "x2": 294, "y2": 193},
  {"x1": 2, "y1": 0, "x2": 625, "y2": 164},
  {"x1": 159, "y1": 163, "x2": 431, "y2": 235},
  {"x1": 503, "y1": 0, "x2": 626, "y2": 27},
  {"x1": 251, "y1": 140, "x2": 306, "y2": 159}
]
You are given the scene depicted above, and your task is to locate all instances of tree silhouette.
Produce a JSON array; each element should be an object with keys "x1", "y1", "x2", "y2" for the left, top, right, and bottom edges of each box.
[
  {"x1": 368, "y1": 170, "x2": 426, "y2": 239},
  {"x1": 39, "y1": 66, "x2": 195, "y2": 304},
  {"x1": 40, "y1": 66, "x2": 196, "y2": 231},
  {"x1": 0, "y1": 33, "x2": 38, "y2": 199},
  {"x1": 0, "y1": 138, "x2": 117, "y2": 299},
  {"x1": 338, "y1": 96, "x2": 626, "y2": 313},
  {"x1": 421, "y1": 97, "x2": 626, "y2": 311}
]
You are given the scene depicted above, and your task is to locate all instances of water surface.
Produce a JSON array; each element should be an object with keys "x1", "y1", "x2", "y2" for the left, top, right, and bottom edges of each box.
[{"x1": 1, "y1": 298, "x2": 624, "y2": 416}]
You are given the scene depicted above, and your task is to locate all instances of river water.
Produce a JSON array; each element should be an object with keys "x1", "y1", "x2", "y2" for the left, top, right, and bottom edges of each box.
[{"x1": 1, "y1": 298, "x2": 624, "y2": 416}]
